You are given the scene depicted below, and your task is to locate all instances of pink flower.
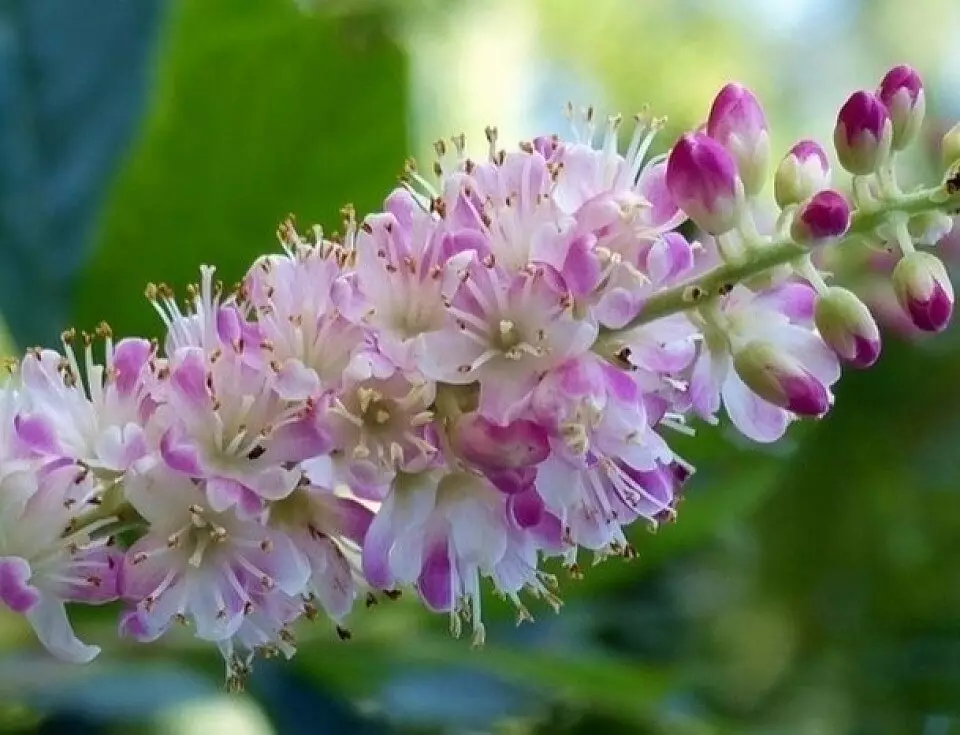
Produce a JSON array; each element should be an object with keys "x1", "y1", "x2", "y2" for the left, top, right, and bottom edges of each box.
[
  {"x1": 119, "y1": 466, "x2": 310, "y2": 646},
  {"x1": 689, "y1": 284, "x2": 840, "y2": 442},
  {"x1": 325, "y1": 364, "x2": 438, "y2": 481},
  {"x1": 536, "y1": 455, "x2": 683, "y2": 557},
  {"x1": 150, "y1": 266, "x2": 258, "y2": 358},
  {"x1": 15, "y1": 335, "x2": 155, "y2": 474},
  {"x1": 245, "y1": 231, "x2": 365, "y2": 399},
  {"x1": 418, "y1": 257, "x2": 597, "y2": 425},
  {"x1": 550, "y1": 114, "x2": 685, "y2": 285},
  {"x1": 268, "y1": 483, "x2": 373, "y2": 624},
  {"x1": 354, "y1": 190, "x2": 477, "y2": 369},
  {"x1": 362, "y1": 470, "x2": 514, "y2": 643},
  {"x1": 155, "y1": 347, "x2": 328, "y2": 515},
  {"x1": 0, "y1": 391, "x2": 119, "y2": 662}
]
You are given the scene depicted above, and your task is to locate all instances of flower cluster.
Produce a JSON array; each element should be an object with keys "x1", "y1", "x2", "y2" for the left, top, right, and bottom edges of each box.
[{"x1": 2, "y1": 64, "x2": 959, "y2": 686}]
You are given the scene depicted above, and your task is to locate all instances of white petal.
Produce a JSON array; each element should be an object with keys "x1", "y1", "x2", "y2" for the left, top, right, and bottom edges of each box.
[
  {"x1": 721, "y1": 371, "x2": 789, "y2": 443},
  {"x1": 777, "y1": 325, "x2": 842, "y2": 386},
  {"x1": 416, "y1": 330, "x2": 483, "y2": 383},
  {"x1": 25, "y1": 593, "x2": 100, "y2": 664}
]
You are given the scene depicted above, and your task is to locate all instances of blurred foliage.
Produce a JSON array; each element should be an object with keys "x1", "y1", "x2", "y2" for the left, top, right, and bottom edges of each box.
[
  {"x1": 0, "y1": 0, "x2": 162, "y2": 348},
  {"x1": 73, "y1": 0, "x2": 409, "y2": 341},
  {"x1": 4, "y1": 0, "x2": 960, "y2": 733}
]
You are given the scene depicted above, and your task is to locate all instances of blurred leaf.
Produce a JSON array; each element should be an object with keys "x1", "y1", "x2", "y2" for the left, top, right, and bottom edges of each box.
[
  {"x1": 75, "y1": 0, "x2": 409, "y2": 340},
  {"x1": 0, "y1": 655, "x2": 217, "y2": 721},
  {"x1": 0, "y1": 0, "x2": 162, "y2": 347},
  {"x1": 294, "y1": 623, "x2": 675, "y2": 727}
]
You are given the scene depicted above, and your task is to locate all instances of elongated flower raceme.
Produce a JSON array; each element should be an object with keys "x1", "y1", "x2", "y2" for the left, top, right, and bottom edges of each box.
[{"x1": 2, "y1": 64, "x2": 960, "y2": 688}]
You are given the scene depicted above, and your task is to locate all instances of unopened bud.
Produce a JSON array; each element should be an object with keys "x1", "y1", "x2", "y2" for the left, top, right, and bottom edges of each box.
[
  {"x1": 834, "y1": 91, "x2": 892, "y2": 175},
  {"x1": 665, "y1": 133, "x2": 745, "y2": 235},
  {"x1": 790, "y1": 190, "x2": 851, "y2": 245},
  {"x1": 774, "y1": 140, "x2": 831, "y2": 208},
  {"x1": 877, "y1": 65, "x2": 925, "y2": 151},
  {"x1": 941, "y1": 122, "x2": 960, "y2": 172},
  {"x1": 892, "y1": 251, "x2": 954, "y2": 332},
  {"x1": 815, "y1": 287, "x2": 881, "y2": 368},
  {"x1": 706, "y1": 83, "x2": 770, "y2": 197},
  {"x1": 733, "y1": 340, "x2": 831, "y2": 416}
]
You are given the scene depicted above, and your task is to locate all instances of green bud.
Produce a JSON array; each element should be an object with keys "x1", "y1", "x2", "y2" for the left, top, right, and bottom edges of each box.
[
  {"x1": 814, "y1": 287, "x2": 880, "y2": 368},
  {"x1": 941, "y1": 122, "x2": 960, "y2": 172}
]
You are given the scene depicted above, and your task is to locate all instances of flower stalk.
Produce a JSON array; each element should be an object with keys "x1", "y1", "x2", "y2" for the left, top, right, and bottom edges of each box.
[{"x1": 599, "y1": 181, "x2": 960, "y2": 338}]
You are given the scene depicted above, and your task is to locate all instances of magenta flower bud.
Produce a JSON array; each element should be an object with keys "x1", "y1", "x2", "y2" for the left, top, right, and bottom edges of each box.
[
  {"x1": 877, "y1": 65, "x2": 925, "y2": 151},
  {"x1": 774, "y1": 140, "x2": 831, "y2": 207},
  {"x1": 892, "y1": 251, "x2": 955, "y2": 332},
  {"x1": 733, "y1": 341, "x2": 830, "y2": 416},
  {"x1": 815, "y1": 287, "x2": 881, "y2": 368},
  {"x1": 790, "y1": 190, "x2": 851, "y2": 245},
  {"x1": 706, "y1": 83, "x2": 770, "y2": 196},
  {"x1": 833, "y1": 91, "x2": 892, "y2": 175},
  {"x1": 665, "y1": 132, "x2": 745, "y2": 235}
]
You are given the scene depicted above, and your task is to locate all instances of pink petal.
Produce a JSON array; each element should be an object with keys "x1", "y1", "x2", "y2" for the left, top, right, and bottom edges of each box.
[
  {"x1": 0, "y1": 556, "x2": 40, "y2": 613},
  {"x1": 689, "y1": 350, "x2": 726, "y2": 421},
  {"x1": 206, "y1": 477, "x2": 264, "y2": 515},
  {"x1": 111, "y1": 338, "x2": 152, "y2": 396},
  {"x1": 417, "y1": 531, "x2": 453, "y2": 612},
  {"x1": 159, "y1": 428, "x2": 203, "y2": 476},
  {"x1": 274, "y1": 359, "x2": 320, "y2": 401},
  {"x1": 753, "y1": 282, "x2": 817, "y2": 324},
  {"x1": 477, "y1": 369, "x2": 538, "y2": 426},
  {"x1": 636, "y1": 159, "x2": 685, "y2": 230},
  {"x1": 118, "y1": 607, "x2": 167, "y2": 643},
  {"x1": 507, "y1": 488, "x2": 545, "y2": 529},
  {"x1": 14, "y1": 414, "x2": 61, "y2": 456},
  {"x1": 329, "y1": 497, "x2": 375, "y2": 545},
  {"x1": 169, "y1": 348, "x2": 210, "y2": 410},
  {"x1": 455, "y1": 413, "x2": 550, "y2": 468},
  {"x1": 594, "y1": 288, "x2": 641, "y2": 329},
  {"x1": 244, "y1": 466, "x2": 300, "y2": 502}
]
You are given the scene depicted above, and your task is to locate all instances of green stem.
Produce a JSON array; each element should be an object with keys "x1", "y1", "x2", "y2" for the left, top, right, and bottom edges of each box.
[{"x1": 601, "y1": 183, "x2": 960, "y2": 337}]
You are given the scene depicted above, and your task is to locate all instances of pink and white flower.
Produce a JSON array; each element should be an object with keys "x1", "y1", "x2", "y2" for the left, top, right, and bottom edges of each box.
[
  {"x1": 418, "y1": 257, "x2": 597, "y2": 425},
  {"x1": 119, "y1": 465, "x2": 309, "y2": 645},
  {"x1": 155, "y1": 347, "x2": 328, "y2": 516},
  {"x1": 689, "y1": 283, "x2": 841, "y2": 443},
  {"x1": 0, "y1": 387, "x2": 119, "y2": 663}
]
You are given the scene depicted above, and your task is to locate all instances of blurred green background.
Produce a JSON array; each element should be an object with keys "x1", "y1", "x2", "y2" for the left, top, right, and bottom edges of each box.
[{"x1": 3, "y1": 0, "x2": 960, "y2": 733}]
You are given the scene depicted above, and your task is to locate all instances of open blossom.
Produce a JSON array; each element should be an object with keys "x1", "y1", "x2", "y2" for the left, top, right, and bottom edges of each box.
[
  {"x1": 418, "y1": 256, "x2": 597, "y2": 425},
  {"x1": 15, "y1": 333, "x2": 155, "y2": 474},
  {"x1": 552, "y1": 112, "x2": 685, "y2": 260},
  {"x1": 362, "y1": 469, "x2": 556, "y2": 643},
  {"x1": 155, "y1": 346, "x2": 328, "y2": 516},
  {"x1": 119, "y1": 465, "x2": 310, "y2": 647},
  {"x1": 246, "y1": 225, "x2": 365, "y2": 399},
  {"x1": 354, "y1": 191, "x2": 477, "y2": 369},
  {"x1": 0, "y1": 386, "x2": 119, "y2": 663},
  {"x1": 689, "y1": 283, "x2": 841, "y2": 442}
]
